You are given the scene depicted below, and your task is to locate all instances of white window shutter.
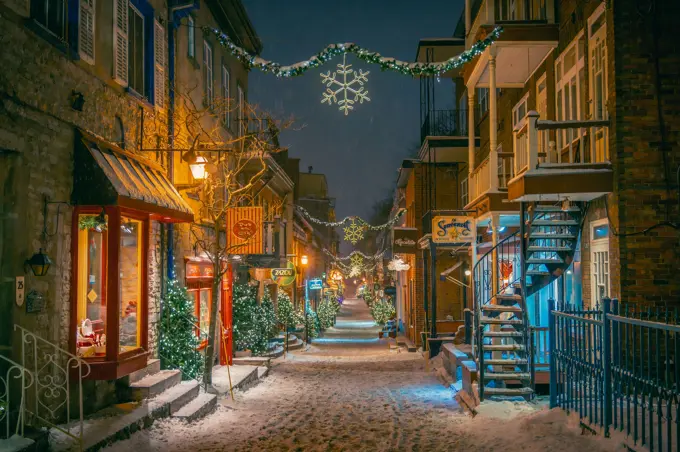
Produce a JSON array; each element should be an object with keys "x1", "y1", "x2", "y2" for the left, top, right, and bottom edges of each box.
[
  {"x1": 154, "y1": 19, "x2": 166, "y2": 108},
  {"x1": 79, "y1": 0, "x2": 96, "y2": 64},
  {"x1": 113, "y1": 0, "x2": 128, "y2": 86}
]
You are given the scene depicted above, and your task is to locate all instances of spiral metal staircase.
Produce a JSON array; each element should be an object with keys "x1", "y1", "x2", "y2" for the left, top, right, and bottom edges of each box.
[{"x1": 473, "y1": 203, "x2": 582, "y2": 400}]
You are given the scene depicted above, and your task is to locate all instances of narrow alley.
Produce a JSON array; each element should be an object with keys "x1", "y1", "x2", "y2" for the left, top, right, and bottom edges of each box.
[{"x1": 102, "y1": 299, "x2": 618, "y2": 452}]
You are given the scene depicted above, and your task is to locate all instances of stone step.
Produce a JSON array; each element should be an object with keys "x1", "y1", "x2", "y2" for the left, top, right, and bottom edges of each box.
[
  {"x1": 57, "y1": 381, "x2": 200, "y2": 452},
  {"x1": 285, "y1": 339, "x2": 304, "y2": 351},
  {"x1": 257, "y1": 366, "x2": 269, "y2": 379},
  {"x1": 264, "y1": 345, "x2": 284, "y2": 358},
  {"x1": 483, "y1": 372, "x2": 530, "y2": 380},
  {"x1": 493, "y1": 294, "x2": 521, "y2": 303},
  {"x1": 484, "y1": 358, "x2": 528, "y2": 365},
  {"x1": 172, "y1": 393, "x2": 217, "y2": 422},
  {"x1": 484, "y1": 344, "x2": 525, "y2": 351},
  {"x1": 129, "y1": 369, "x2": 182, "y2": 401},
  {"x1": 480, "y1": 317, "x2": 523, "y2": 325},
  {"x1": 232, "y1": 356, "x2": 271, "y2": 367},
  {"x1": 483, "y1": 387, "x2": 534, "y2": 397},
  {"x1": 124, "y1": 359, "x2": 161, "y2": 385},
  {"x1": 482, "y1": 331, "x2": 524, "y2": 338},
  {"x1": 481, "y1": 305, "x2": 523, "y2": 313}
]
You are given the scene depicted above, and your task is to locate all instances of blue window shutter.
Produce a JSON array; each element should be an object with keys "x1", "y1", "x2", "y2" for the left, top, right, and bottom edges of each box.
[{"x1": 68, "y1": 0, "x2": 80, "y2": 53}]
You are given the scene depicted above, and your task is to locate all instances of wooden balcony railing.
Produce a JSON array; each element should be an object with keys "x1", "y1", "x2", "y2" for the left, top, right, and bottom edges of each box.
[
  {"x1": 469, "y1": 157, "x2": 490, "y2": 203},
  {"x1": 466, "y1": 152, "x2": 514, "y2": 206},
  {"x1": 513, "y1": 111, "x2": 610, "y2": 175}
]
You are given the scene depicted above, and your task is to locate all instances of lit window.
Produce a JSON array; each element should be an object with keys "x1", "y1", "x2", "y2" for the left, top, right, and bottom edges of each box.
[
  {"x1": 119, "y1": 217, "x2": 142, "y2": 353},
  {"x1": 76, "y1": 214, "x2": 108, "y2": 358}
]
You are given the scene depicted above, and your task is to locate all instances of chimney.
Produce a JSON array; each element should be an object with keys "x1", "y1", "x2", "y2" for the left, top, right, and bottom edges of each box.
[{"x1": 308, "y1": 166, "x2": 313, "y2": 174}]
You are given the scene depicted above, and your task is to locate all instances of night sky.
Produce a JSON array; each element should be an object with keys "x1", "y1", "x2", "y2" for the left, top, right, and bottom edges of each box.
[{"x1": 243, "y1": 1, "x2": 463, "y2": 221}]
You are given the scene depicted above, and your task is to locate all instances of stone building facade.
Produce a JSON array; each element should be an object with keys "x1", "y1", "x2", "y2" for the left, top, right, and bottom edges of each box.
[{"x1": 0, "y1": 0, "x2": 261, "y2": 414}]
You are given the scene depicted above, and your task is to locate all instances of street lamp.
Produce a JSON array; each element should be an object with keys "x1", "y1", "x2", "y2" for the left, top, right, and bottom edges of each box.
[
  {"x1": 189, "y1": 156, "x2": 208, "y2": 180},
  {"x1": 300, "y1": 255, "x2": 310, "y2": 344},
  {"x1": 301, "y1": 255, "x2": 309, "y2": 266}
]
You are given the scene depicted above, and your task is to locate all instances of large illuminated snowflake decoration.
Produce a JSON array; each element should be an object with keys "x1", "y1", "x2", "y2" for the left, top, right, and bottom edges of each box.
[
  {"x1": 349, "y1": 265, "x2": 361, "y2": 278},
  {"x1": 343, "y1": 218, "x2": 365, "y2": 245},
  {"x1": 350, "y1": 253, "x2": 364, "y2": 268},
  {"x1": 321, "y1": 54, "x2": 370, "y2": 115}
]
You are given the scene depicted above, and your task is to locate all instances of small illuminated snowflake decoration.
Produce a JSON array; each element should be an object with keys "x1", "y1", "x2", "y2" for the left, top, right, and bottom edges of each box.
[
  {"x1": 343, "y1": 218, "x2": 365, "y2": 245},
  {"x1": 350, "y1": 253, "x2": 364, "y2": 268},
  {"x1": 349, "y1": 265, "x2": 361, "y2": 278},
  {"x1": 321, "y1": 54, "x2": 370, "y2": 115}
]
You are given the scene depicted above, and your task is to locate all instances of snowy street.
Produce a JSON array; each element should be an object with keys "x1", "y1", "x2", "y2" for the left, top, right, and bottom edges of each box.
[{"x1": 104, "y1": 299, "x2": 621, "y2": 452}]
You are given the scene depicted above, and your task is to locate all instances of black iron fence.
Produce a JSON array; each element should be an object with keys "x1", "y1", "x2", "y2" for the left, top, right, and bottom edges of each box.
[
  {"x1": 550, "y1": 298, "x2": 680, "y2": 451},
  {"x1": 420, "y1": 109, "x2": 471, "y2": 142}
]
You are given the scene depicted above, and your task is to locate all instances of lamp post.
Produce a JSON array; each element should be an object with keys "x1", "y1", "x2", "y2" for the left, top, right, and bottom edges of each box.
[{"x1": 301, "y1": 255, "x2": 309, "y2": 343}]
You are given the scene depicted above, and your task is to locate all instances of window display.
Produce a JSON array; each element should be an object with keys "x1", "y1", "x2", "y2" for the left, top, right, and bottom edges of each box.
[{"x1": 119, "y1": 217, "x2": 142, "y2": 353}]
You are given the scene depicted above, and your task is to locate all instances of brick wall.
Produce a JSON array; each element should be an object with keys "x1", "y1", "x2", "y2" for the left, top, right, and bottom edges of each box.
[{"x1": 609, "y1": 0, "x2": 680, "y2": 306}]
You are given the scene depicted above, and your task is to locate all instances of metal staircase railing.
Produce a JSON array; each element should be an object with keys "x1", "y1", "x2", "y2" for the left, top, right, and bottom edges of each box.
[
  {"x1": 14, "y1": 324, "x2": 91, "y2": 449},
  {"x1": 0, "y1": 354, "x2": 34, "y2": 439}
]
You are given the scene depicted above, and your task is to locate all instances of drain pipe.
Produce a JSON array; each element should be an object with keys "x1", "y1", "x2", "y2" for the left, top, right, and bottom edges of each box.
[{"x1": 167, "y1": 2, "x2": 195, "y2": 280}]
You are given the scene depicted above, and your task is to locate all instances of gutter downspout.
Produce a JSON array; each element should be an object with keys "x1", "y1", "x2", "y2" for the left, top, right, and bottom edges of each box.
[{"x1": 167, "y1": 2, "x2": 196, "y2": 281}]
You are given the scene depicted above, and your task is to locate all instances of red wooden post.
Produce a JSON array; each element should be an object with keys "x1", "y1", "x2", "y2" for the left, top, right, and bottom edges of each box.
[{"x1": 220, "y1": 263, "x2": 234, "y2": 365}]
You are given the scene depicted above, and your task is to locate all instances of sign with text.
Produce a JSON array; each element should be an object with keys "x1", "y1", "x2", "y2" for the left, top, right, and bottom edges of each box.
[
  {"x1": 16, "y1": 276, "x2": 25, "y2": 307},
  {"x1": 272, "y1": 261, "x2": 296, "y2": 286},
  {"x1": 392, "y1": 227, "x2": 418, "y2": 254},
  {"x1": 308, "y1": 279, "x2": 323, "y2": 290},
  {"x1": 432, "y1": 216, "x2": 475, "y2": 244},
  {"x1": 226, "y1": 207, "x2": 263, "y2": 255}
]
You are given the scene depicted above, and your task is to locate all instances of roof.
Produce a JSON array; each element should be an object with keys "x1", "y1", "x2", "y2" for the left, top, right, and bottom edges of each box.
[
  {"x1": 396, "y1": 159, "x2": 417, "y2": 188},
  {"x1": 205, "y1": 0, "x2": 263, "y2": 55},
  {"x1": 298, "y1": 173, "x2": 329, "y2": 199},
  {"x1": 73, "y1": 131, "x2": 194, "y2": 222}
]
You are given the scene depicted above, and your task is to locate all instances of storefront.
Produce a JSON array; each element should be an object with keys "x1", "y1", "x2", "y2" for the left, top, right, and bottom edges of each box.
[{"x1": 71, "y1": 130, "x2": 194, "y2": 380}]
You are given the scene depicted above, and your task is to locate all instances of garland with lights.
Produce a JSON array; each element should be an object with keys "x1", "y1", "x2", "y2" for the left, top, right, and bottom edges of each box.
[
  {"x1": 322, "y1": 248, "x2": 386, "y2": 261},
  {"x1": 295, "y1": 206, "x2": 406, "y2": 230},
  {"x1": 159, "y1": 279, "x2": 204, "y2": 380},
  {"x1": 204, "y1": 26, "x2": 502, "y2": 78}
]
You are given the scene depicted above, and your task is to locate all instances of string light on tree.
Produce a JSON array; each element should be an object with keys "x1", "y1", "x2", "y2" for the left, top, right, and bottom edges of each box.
[{"x1": 321, "y1": 54, "x2": 370, "y2": 115}]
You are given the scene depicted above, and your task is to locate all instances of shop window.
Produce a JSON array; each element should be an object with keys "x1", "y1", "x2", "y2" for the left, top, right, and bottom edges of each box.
[
  {"x1": 119, "y1": 217, "x2": 142, "y2": 353},
  {"x1": 76, "y1": 214, "x2": 108, "y2": 358},
  {"x1": 590, "y1": 219, "x2": 610, "y2": 306},
  {"x1": 189, "y1": 288, "x2": 211, "y2": 347}
]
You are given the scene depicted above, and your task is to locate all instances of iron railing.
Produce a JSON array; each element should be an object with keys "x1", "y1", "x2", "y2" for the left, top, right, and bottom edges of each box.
[
  {"x1": 0, "y1": 354, "x2": 33, "y2": 439},
  {"x1": 420, "y1": 109, "x2": 470, "y2": 142},
  {"x1": 550, "y1": 298, "x2": 680, "y2": 451},
  {"x1": 14, "y1": 324, "x2": 90, "y2": 449},
  {"x1": 495, "y1": 0, "x2": 547, "y2": 21},
  {"x1": 473, "y1": 229, "x2": 523, "y2": 399}
]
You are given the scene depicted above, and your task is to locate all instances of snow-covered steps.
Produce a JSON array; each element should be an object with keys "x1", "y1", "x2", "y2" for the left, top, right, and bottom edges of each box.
[
  {"x1": 257, "y1": 366, "x2": 269, "y2": 379},
  {"x1": 51, "y1": 381, "x2": 200, "y2": 452},
  {"x1": 172, "y1": 393, "x2": 217, "y2": 422},
  {"x1": 396, "y1": 335, "x2": 417, "y2": 352},
  {"x1": 0, "y1": 435, "x2": 35, "y2": 452},
  {"x1": 284, "y1": 337, "x2": 305, "y2": 351},
  {"x1": 232, "y1": 356, "x2": 271, "y2": 367},
  {"x1": 128, "y1": 369, "x2": 182, "y2": 401}
]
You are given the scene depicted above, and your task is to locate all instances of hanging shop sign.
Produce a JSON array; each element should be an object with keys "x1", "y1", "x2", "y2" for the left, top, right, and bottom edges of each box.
[
  {"x1": 272, "y1": 261, "x2": 296, "y2": 286},
  {"x1": 308, "y1": 278, "x2": 323, "y2": 290},
  {"x1": 392, "y1": 227, "x2": 418, "y2": 254},
  {"x1": 186, "y1": 261, "x2": 214, "y2": 279},
  {"x1": 226, "y1": 207, "x2": 263, "y2": 254},
  {"x1": 432, "y1": 216, "x2": 475, "y2": 244}
]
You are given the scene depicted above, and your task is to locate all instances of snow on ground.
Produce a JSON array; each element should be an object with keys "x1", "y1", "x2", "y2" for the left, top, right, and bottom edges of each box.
[{"x1": 103, "y1": 299, "x2": 627, "y2": 451}]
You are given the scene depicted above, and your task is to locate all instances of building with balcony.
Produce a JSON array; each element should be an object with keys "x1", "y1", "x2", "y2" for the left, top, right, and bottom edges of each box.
[{"x1": 443, "y1": 0, "x2": 680, "y2": 400}]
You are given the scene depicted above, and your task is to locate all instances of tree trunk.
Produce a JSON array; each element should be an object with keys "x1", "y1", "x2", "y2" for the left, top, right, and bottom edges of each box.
[{"x1": 204, "y1": 263, "x2": 222, "y2": 387}]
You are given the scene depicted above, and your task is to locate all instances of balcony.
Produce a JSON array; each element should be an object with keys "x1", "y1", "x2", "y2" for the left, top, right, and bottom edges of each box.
[
  {"x1": 465, "y1": 152, "x2": 516, "y2": 214},
  {"x1": 419, "y1": 109, "x2": 480, "y2": 164},
  {"x1": 507, "y1": 111, "x2": 613, "y2": 202},
  {"x1": 465, "y1": 0, "x2": 558, "y2": 89}
]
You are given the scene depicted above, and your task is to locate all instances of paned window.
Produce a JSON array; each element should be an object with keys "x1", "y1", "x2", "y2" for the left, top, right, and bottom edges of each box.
[
  {"x1": 119, "y1": 217, "x2": 142, "y2": 353},
  {"x1": 222, "y1": 65, "x2": 231, "y2": 125},
  {"x1": 127, "y1": 4, "x2": 145, "y2": 95},
  {"x1": 555, "y1": 33, "x2": 586, "y2": 152},
  {"x1": 187, "y1": 16, "x2": 195, "y2": 58},
  {"x1": 203, "y1": 41, "x2": 214, "y2": 108},
  {"x1": 31, "y1": 0, "x2": 67, "y2": 40}
]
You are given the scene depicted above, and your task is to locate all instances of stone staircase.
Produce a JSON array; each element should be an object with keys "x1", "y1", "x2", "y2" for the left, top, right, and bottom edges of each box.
[
  {"x1": 474, "y1": 204, "x2": 581, "y2": 401},
  {"x1": 51, "y1": 359, "x2": 217, "y2": 451}
]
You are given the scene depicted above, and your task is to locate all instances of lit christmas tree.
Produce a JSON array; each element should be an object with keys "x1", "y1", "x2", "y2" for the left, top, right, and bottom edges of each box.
[
  {"x1": 232, "y1": 283, "x2": 258, "y2": 352},
  {"x1": 159, "y1": 279, "x2": 203, "y2": 380},
  {"x1": 276, "y1": 290, "x2": 303, "y2": 330}
]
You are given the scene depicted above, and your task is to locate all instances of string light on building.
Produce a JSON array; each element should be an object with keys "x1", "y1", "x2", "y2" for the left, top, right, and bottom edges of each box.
[{"x1": 387, "y1": 257, "x2": 410, "y2": 272}]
